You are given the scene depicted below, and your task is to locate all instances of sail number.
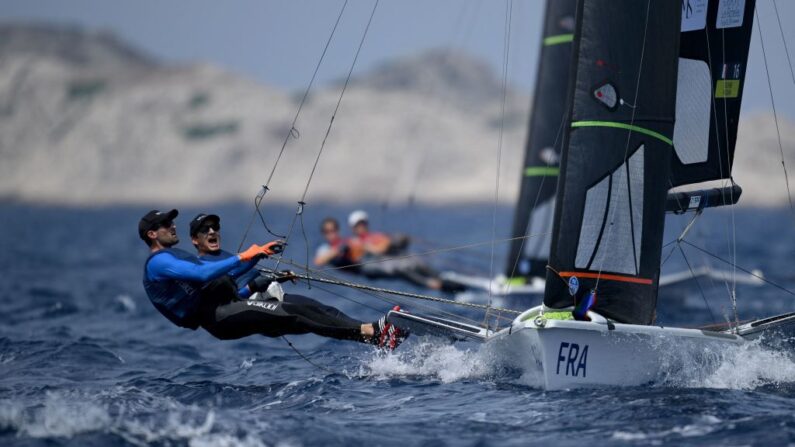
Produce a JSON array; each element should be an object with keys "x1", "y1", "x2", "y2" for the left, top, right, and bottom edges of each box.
[{"x1": 556, "y1": 342, "x2": 588, "y2": 377}]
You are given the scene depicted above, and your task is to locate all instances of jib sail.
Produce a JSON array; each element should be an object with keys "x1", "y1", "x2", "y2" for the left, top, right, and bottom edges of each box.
[
  {"x1": 543, "y1": 0, "x2": 681, "y2": 325},
  {"x1": 672, "y1": 0, "x2": 756, "y2": 187},
  {"x1": 505, "y1": 0, "x2": 577, "y2": 280}
]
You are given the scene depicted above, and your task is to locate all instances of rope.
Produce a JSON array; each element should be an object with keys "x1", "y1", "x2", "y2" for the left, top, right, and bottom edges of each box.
[
  {"x1": 265, "y1": 256, "x2": 517, "y2": 326},
  {"x1": 260, "y1": 267, "x2": 521, "y2": 316},
  {"x1": 677, "y1": 244, "x2": 718, "y2": 325},
  {"x1": 314, "y1": 232, "x2": 551, "y2": 274},
  {"x1": 238, "y1": 0, "x2": 350, "y2": 251},
  {"x1": 276, "y1": 0, "x2": 380, "y2": 271},
  {"x1": 485, "y1": 0, "x2": 513, "y2": 329},
  {"x1": 281, "y1": 335, "x2": 337, "y2": 374},
  {"x1": 680, "y1": 239, "x2": 795, "y2": 298},
  {"x1": 772, "y1": 0, "x2": 795, "y2": 86},
  {"x1": 755, "y1": 6, "x2": 794, "y2": 214}
]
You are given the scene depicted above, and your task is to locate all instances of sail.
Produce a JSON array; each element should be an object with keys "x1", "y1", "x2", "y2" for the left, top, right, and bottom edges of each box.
[
  {"x1": 671, "y1": 0, "x2": 756, "y2": 186},
  {"x1": 543, "y1": 0, "x2": 681, "y2": 325},
  {"x1": 505, "y1": 0, "x2": 577, "y2": 280}
]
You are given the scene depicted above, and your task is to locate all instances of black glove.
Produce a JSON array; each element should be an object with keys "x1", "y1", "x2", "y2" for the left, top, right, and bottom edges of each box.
[{"x1": 273, "y1": 270, "x2": 297, "y2": 284}]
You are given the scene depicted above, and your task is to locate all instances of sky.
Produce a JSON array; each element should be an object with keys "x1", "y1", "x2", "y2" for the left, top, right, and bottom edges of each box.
[{"x1": 0, "y1": 0, "x2": 794, "y2": 120}]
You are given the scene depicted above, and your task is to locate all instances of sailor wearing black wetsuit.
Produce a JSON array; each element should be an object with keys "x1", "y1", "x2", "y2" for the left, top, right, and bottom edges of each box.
[{"x1": 138, "y1": 209, "x2": 407, "y2": 349}]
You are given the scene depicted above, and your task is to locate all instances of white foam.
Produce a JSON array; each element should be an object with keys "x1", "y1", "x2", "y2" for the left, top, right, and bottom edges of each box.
[
  {"x1": 651, "y1": 336, "x2": 795, "y2": 390},
  {"x1": 0, "y1": 389, "x2": 274, "y2": 446},
  {"x1": 0, "y1": 392, "x2": 111, "y2": 439},
  {"x1": 362, "y1": 340, "x2": 492, "y2": 383},
  {"x1": 611, "y1": 414, "x2": 722, "y2": 441}
]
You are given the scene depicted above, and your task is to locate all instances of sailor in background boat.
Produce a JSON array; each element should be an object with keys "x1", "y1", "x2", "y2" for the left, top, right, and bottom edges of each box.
[
  {"x1": 313, "y1": 217, "x2": 358, "y2": 270},
  {"x1": 139, "y1": 209, "x2": 408, "y2": 350},
  {"x1": 340, "y1": 210, "x2": 466, "y2": 293}
]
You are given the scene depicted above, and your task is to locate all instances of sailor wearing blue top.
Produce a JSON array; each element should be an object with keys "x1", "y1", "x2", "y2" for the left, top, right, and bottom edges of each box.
[{"x1": 138, "y1": 209, "x2": 409, "y2": 350}]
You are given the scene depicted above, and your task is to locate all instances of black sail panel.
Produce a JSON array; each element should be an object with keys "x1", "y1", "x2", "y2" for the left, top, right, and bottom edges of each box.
[
  {"x1": 505, "y1": 0, "x2": 577, "y2": 280},
  {"x1": 543, "y1": 0, "x2": 681, "y2": 325},
  {"x1": 671, "y1": 0, "x2": 756, "y2": 186}
]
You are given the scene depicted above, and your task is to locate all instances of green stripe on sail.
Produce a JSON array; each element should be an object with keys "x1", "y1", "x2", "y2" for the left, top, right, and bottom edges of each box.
[
  {"x1": 524, "y1": 166, "x2": 560, "y2": 177},
  {"x1": 571, "y1": 121, "x2": 673, "y2": 146},
  {"x1": 543, "y1": 34, "x2": 574, "y2": 46}
]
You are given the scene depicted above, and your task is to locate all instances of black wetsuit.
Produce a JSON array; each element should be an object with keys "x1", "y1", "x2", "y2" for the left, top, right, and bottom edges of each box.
[
  {"x1": 197, "y1": 277, "x2": 364, "y2": 341},
  {"x1": 143, "y1": 248, "x2": 366, "y2": 342}
]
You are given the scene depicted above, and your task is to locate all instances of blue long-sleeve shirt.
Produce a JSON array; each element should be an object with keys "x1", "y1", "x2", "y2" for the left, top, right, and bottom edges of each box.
[{"x1": 142, "y1": 248, "x2": 242, "y2": 328}]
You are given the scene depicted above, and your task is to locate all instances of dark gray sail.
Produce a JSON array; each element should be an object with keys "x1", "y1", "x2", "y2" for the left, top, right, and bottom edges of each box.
[
  {"x1": 543, "y1": 0, "x2": 681, "y2": 325},
  {"x1": 505, "y1": 0, "x2": 577, "y2": 281},
  {"x1": 672, "y1": 0, "x2": 756, "y2": 187}
]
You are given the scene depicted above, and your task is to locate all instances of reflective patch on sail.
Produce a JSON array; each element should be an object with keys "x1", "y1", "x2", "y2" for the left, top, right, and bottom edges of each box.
[
  {"x1": 593, "y1": 83, "x2": 619, "y2": 110},
  {"x1": 523, "y1": 197, "x2": 555, "y2": 261},
  {"x1": 575, "y1": 146, "x2": 645, "y2": 275},
  {"x1": 673, "y1": 58, "x2": 711, "y2": 164},
  {"x1": 628, "y1": 147, "x2": 644, "y2": 269},
  {"x1": 575, "y1": 176, "x2": 610, "y2": 269}
]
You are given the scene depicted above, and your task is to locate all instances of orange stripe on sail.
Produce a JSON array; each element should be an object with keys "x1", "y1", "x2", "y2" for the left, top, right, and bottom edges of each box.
[{"x1": 558, "y1": 271, "x2": 653, "y2": 285}]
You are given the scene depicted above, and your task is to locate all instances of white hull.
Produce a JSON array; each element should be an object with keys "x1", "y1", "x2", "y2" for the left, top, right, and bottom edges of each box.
[{"x1": 486, "y1": 306, "x2": 744, "y2": 390}]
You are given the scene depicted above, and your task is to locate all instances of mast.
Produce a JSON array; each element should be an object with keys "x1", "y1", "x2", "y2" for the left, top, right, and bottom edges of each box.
[
  {"x1": 543, "y1": 0, "x2": 682, "y2": 325},
  {"x1": 505, "y1": 0, "x2": 577, "y2": 281}
]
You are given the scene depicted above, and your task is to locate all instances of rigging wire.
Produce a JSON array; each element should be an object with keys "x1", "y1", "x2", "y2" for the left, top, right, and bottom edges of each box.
[
  {"x1": 700, "y1": 8, "x2": 744, "y2": 328},
  {"x1": 315, "y1": 232, "x2": 551, "y2": 274},
  {"x1": 680, "y1": 239, "x2": 795, "y2": 298},
  {"x1": 719, "y1": 24, "x2": 739, "y2": 329},
  {"x1": 677, "y1": 245, "x2": 718, "y2": 324},
  {"x1": 772, "y1": 0, "x2": 795, "y2": 86},
  {"x1": 263, "y1": 264, "x2": 517, "y2": 332},
  {"x1": 238, "y1": 0, "x2": 350, "y2": 251},
  {"x1": 275, "y1": 0, "x2": 381, "y2": 272},
  {"x1": 262, "y1": 265, "x2": 521, "y2": 316},
  {"x1": 755, "y1": 6, "x2": 795, "y2": 214},
  {"x1": 484, "y1": 0, "x2": 514, "y2": 330}
]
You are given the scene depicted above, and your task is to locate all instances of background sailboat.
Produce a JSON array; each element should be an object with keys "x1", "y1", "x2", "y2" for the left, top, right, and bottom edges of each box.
[
  {"x1": 442, "y1": 0, "x2": 763, "y2": 304},
  {"x1": 390, "y1": 0, "x2": 795, "y2": 389}
]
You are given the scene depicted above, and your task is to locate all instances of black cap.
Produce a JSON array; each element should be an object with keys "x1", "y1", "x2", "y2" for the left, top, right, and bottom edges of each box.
[
  {"x1": 138, "y1": 209, "x2": 178, "y2": 243},
  {"x1": 189, "y1": 213, "x2": 220, "y2": 236}
]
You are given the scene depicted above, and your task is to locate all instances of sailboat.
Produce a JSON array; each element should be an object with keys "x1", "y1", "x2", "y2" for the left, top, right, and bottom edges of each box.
[
  {"x1": 441, "y1": 0, "x2": 763, "y2": 302},
  {"x1": 389, "y1": 0, "x2": 795, "y2": 389}
]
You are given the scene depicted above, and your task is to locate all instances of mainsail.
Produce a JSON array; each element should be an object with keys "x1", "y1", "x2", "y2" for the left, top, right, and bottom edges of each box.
[
  {"x1": 504, "y1": 0, "x2": 577, "y2": 280},
  {"x1": 672, "y1": 0, "x2": 756, "y2": 187},
  {"x1": 543, "y1": 0, "x2": 681, "y2": 325}
]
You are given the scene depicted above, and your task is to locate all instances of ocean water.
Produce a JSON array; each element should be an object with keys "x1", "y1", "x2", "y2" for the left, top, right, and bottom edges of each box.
[{"x1": 2, "y1": 202, "x2": 795, "y2": 446}]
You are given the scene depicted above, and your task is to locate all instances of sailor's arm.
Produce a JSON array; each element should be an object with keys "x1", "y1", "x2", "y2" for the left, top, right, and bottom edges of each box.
[
  {"x1": 313, "y1": 245, "x2": 340, "y2": 266},
  {"x1": 149, "y1": 242, "x2": 283, "y2": 282},
  {"x1": 148, "y1": 252, "x2": 241, "y2": 282}
]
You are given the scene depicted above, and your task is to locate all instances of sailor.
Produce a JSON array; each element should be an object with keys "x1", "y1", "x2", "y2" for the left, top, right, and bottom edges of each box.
[
  {"x1": 347, "y1": 210, "x2": 405, "y2": 259},
  {"x1": 340, "y1": 210, "x2": 465, "y2": 293},
  {"x1": 313, "y1": 217, "x2": 357, "y2": 270},
  {"x1": 140, "y1": 209, "x2": 408, "y2": 349}
]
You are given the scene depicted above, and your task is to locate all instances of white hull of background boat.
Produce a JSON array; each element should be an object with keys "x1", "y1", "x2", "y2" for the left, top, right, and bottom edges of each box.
[{"x1": 443, "y1": 267, "x2": 763, "y2": 298}]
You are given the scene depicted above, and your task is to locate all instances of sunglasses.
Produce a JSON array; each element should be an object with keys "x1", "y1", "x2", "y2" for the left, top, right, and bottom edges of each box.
[
  {"x1": 197, "y1": 222, "x2": 220, "y2": 234},
  {"x1": 322, "y1": 227, "x2": 338, "y2": 234}
]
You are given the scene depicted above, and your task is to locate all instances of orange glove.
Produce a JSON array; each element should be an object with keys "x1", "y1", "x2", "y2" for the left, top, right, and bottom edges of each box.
[
  {"x1": 238, "y1": 244, "x2": 265, "y2": 262},
  {"x1": 238, "y1": 241, "x2": 285, "y2": 262}
]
